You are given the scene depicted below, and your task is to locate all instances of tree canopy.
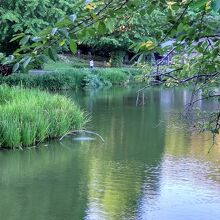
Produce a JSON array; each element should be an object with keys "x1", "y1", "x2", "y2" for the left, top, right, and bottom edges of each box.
[{"x1": 0, "y1": 0, "x2": 84, "y2": 54}]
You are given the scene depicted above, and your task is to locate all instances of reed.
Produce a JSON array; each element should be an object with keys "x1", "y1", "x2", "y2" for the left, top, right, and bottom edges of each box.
[{"x1": 0, "y1": 85, "x2": 86, "y2": 149}]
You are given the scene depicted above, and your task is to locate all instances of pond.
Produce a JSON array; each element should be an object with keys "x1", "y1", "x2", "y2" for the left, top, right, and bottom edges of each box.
[{"x1": 0, "y1": 87, "x2": 220, "y2": 220}]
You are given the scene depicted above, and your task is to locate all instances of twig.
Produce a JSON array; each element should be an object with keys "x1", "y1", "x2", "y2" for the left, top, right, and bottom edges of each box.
[
  {"x1": 208, "y1": 111, "x2": 220, "y2": 153},
  {"x1": 59, "y1": 129, "x2": 105, "y2": 142}
]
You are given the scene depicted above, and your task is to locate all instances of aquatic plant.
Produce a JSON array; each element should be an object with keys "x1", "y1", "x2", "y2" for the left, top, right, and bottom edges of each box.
[{"x1": 0, "y1": 85, "x2": 86, "y2": 149}]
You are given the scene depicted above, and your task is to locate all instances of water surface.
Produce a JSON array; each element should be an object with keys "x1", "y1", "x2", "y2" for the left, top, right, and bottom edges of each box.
[{"x1": 0, "y1": 87, "x2": 220, "y2": 220}]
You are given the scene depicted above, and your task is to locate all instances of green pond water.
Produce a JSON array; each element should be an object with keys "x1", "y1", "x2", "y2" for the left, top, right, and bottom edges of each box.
[{"x1": 0, "y1": 87, "x2": 220, "y2": 220}]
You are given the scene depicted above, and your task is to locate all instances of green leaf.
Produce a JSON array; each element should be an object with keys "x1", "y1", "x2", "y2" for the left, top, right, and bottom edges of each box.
[
  {"x1": 87, "y1": 28, "x2": 96, "y2": 37},
  {"x1": 19, "y1": 35, "x2": 30, "y2": 46},
  {"x1": 12, "y1": 63, "x2": 20, "y2": 72},
  {"x1": 10, "y1": 33, "x2": 25, "y2": 42},
  {"x1": 70, "y1": 40, "x2": 77, "y2": 53},
  {"x1": 137, "y1": 53, "x2": 144, "y2": 63},
  {"x1": 90, "y1": 13, "x2": 98, "y2": 20},
  {"x1": 37, "y1": 55, "x2": 49, "y2": 63},
  {"x1": 190, "y1": 0, "x2": 207, "y2": 9},
  {"x1": 59, "y1": 28, "x2": 69, "y2": 38},
  {"x1": 23, "y1": 57, "x2": 32, "y2": 69},
  {"x1": 48, "y1": 47, "x2": 58, "y2": 62},
  {"x1": 56, "y1": 18, "x2": 72, "y2": 28},
  {"x1": 59, "y1": 39, "x2": 66, "y2": 46},
  {"x1": 106, "y1": 19, "x2": 114, "y2": 32},
  {"x1": 97, "y1": 21, "x2": 106, "y2": 35},
  {"x1": 127, "y1": 0, "x2": 141, "y2": 8},
  {"x1": 147, "y1": 5, "x2": 154, "y2": 15},
  {"x1": 177, "y1": 23, "x2": 184, "y2": 32}
]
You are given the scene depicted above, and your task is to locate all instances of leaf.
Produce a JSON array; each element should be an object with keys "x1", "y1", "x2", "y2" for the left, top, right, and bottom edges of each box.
[
  {"x1": 90, "y1": 13, "x2": 98, "y2": 20},
  {"x1": 87, "y1": 28, "x2": 96, "y2": 37},
  {"x1": 37, "y1": 54, "x2": 49, "y2": 63},
  {"x1": 76, "y1": 30, "x2": 89, "y2": 40},
  {"x1": 70, "y1": 40, "x2": 77, "y2": 53},
  {"x1": 59, "y1": 28, "x2": 69, "y2": 38},
  {"x1": 177, "y1": 23, "x2": 184, "y2": 32},
  {"x1": 190, "y1": 0, "x2": 207, "y2": 9},
  {"x1": 97, "y1": 21, "x2": 106, "y2": 35},
  {"x1": 8, "y1": 55, "x2": 14, "y2": 62},
  {"x1": 23, "y1": 57, "x2": 32, "y2": 69},
  {"x1": 137, "y1": 53, "x2": 144, "y2": 63},
  {"x1": 69, "y1": 14, "x2": 77, "y2": 22},
  {"x1": 48, "y1": 47, "x2": 58, "y2": 61},
  {"x1": 32, "y1": 37, "x2": 42, "y2": 42},
  {"x1": 147, "y1": 5, "x2": 154, "y2": 15},
  {"x1": 19, "y1": 35, "x2": 30, "y2": 46},
  {"x1": 106, "y1": 19, "x2": 114, "y2": 32},
  {"x1": 56, "y1": 18, "x2": 72, "y2": 28},
  {"x1": 12, "y1": 63, "x2": 20, "y2": 72},
  {"x1": 51, "y1": 28, "x2": 58, "y2": 36},
  {"x1": 59, "y1": 39, "x2": 66, "y2": 46},
  {"x1": 10, "y1": 33, "x2": 25, "y2": 42},
  {"x1": 127, "y1": 0, "x2": 141, "y2": 8}
]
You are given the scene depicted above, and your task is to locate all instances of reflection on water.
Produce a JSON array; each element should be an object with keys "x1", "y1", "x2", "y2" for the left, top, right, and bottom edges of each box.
[{"x1": 0, "y1": 87, "x2": 220, "y2": 220}]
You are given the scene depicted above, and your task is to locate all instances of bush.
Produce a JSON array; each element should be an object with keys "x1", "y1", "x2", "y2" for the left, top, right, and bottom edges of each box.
[{"x1": 0, "y1": 85, "x2": 86, "y2": 149}]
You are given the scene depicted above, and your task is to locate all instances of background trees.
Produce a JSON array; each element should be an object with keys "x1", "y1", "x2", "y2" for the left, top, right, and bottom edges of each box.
[
  {"x1": 84, "y1": 8, "x2": 171, "y2": 66},
  {"x1": 0, "y1": 0, "x2": 80, "y2": 54}
]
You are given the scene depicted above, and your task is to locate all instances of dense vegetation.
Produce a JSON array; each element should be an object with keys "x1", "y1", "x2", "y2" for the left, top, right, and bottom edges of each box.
[
  {"x1": 0, "y1": 67, "x2": 141, "y2": 90},
  {"x1": 0, "y1": 85, "x2": 85, "y2": 149},
  {"x1": 0, "y1": 0, "x2": 81, "y2": 54},
  {"x1": 1, "y1": 0, "x2": 220, "y2": 137}
]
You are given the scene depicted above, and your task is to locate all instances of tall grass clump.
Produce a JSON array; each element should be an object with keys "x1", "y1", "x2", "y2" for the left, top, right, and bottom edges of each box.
[
  {"x1": 0, "y1": 85, "x2": 86, "y2": 149},
  {"x1": 0, "y1": 69, "x2": 88, "y2": 90},
  {"x1": 93, "y1": 68, "x2": 130, "y2": 85}
]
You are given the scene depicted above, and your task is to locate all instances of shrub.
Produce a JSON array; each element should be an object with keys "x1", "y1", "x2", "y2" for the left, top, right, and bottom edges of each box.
[{"x1": 0, "y1": 85, "x2": 86, "y2": 149}]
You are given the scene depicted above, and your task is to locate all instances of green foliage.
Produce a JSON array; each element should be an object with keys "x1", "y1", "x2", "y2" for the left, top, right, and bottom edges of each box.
[
  {"x1": 0, "y1": 85, "x2": 86, "y2": 149},
  {"x1": 85, "y1": 5, "x2": 171, "y2": 53},
  {"x1": 110, "y1": 51, "x2": 126, "y2": 67},
  {"x1": 0, "y1": 0, "x2": 139, "y2": 71},
  {"x1": 93, "y1": 68, "x2": 130, "y2": 85},
  {"x1": 82, "y1": 74, "x2": 108, "y2": 89},
  {"x1": 0, "y1": 66, "x2": 141, "y2": 90},
  {"x1": 44, "y1": 57, "x2": 88, "y2": 70},
  {"x1": 0, "y1": 0, "x2": 81, "y2": 54},
  {"x1": 1, "y1": 0, "x2": 220, "y2": 136},
  {"x1": 0, "y1": 70, "x2": 86, "y2": 90}
]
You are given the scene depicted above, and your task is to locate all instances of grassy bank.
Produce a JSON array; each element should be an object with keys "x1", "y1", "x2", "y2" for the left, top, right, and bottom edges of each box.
[
  {"x1": 0, "y1": 85, "x2": 86, "y2": 149},
  {"x1": 0, "y1": 67, "x2": 142, "y2": 90}
]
